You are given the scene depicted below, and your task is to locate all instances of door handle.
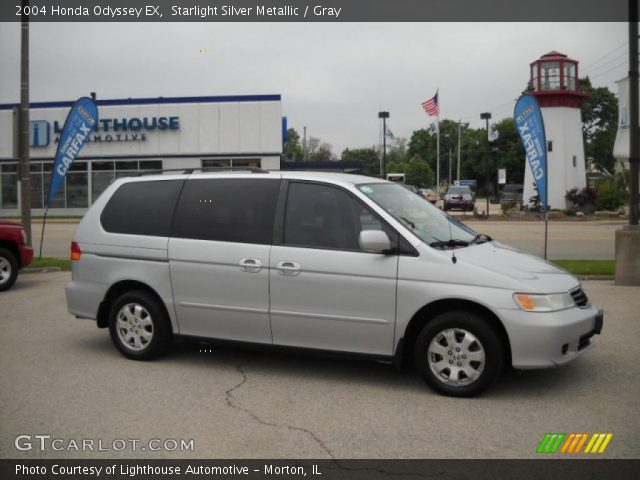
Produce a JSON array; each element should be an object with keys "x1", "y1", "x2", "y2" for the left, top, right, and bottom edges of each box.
[
  {"x1": 239, "y1": 258, "x2": 263, "y2": 273},
  {"x1": 277, "y1": 261, "x2": 301, "y2": 276}
]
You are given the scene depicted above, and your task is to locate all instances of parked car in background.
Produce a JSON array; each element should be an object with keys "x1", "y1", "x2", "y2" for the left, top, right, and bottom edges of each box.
[
  {"x1": 0, "y1": 220, "x2": 33, "y2": 291},
  {"x1": 419, "y1": 188, "x2": 438, "y2": 204},
  {"x1": 443, "y1": 186, "x2": 474, "y2": 211},
  {"x1": 501, "y1": 184, "x2": 524, "y2": 209}
]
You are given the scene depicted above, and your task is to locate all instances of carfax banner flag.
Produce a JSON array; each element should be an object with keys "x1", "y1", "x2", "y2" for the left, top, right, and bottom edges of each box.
[
  {"x1": 514, "y1": 93, "x2": 548, "y2": 210},
  {"x1": 47, "y1": 97, "x2": 98, "y2": 205}
]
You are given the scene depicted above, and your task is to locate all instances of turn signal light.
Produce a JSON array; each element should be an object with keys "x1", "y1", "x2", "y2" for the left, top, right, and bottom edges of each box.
[{"x1": 70, "y1": 242, "x2": 81, "y2": 261}]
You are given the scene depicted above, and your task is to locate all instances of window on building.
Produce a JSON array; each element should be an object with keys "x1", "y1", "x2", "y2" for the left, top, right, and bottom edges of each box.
[
  {"x1": 201, "y1": 158, "x2": 261, "y2": 169},
  {"x1": 91, "y1": 161, "x2": 115, "y2": 203},
  {"x1": 172, "y1": 178, "x2": 280, "y2": 244},
  {"x1": 548, "y1": 141, "x2": 553, "y2": 152},
  {"x1": 101, "y1": 179, "x2": 184, "y2": 236},
  {"x1": 0, "y1": 163, "x2": 18, "y2": 209}
]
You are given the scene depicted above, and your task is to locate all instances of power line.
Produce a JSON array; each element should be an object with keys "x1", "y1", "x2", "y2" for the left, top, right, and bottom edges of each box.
[
  {"x1": 588, "y1": 60, "x2": 630, "y2": 81},
  {"x1": 583, "y1": 51, "x2": 629, "y2": 75},
  {"x1": 581, "y1": 41, "x2": 628, "y2": 71}
]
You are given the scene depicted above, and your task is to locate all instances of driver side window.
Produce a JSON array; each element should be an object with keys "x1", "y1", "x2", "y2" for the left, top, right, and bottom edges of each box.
[{"x1": 283, "y1": 182, "x2": 396, "y2": 252}]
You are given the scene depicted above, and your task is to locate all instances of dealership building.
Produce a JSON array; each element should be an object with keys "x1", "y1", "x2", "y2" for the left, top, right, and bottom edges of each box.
[{"x1": 0, "y1": 94, "x2": 284, "y2": 216}]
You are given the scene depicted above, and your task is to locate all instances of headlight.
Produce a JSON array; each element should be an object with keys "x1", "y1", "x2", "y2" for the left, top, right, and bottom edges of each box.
[{"x1": 513, "y1": 292, "x2": 574, "y2": 312}]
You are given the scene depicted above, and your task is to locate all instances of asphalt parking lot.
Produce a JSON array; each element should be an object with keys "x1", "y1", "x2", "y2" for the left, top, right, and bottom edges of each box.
[{"x1": 1, "y1": 272, "x2": 638, "y2": 459}]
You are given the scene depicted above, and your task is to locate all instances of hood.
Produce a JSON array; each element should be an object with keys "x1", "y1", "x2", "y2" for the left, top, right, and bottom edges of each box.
[
  {"x1": 0, "y1": 220, "x2": 22, "y2": 227},
  {"x1": 451, "y1": 240, "x2": 579, "y2": 292}
]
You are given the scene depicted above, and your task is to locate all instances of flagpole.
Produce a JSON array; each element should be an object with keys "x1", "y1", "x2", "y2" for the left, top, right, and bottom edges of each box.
[{"x1": 436, "y1": 100, "x2": 440, "y2": 197}]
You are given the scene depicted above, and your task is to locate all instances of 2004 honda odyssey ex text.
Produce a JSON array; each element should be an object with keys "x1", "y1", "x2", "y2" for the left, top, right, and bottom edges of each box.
[{"x1": 66, "y1": 171, "x2": 603, "y2": 396}]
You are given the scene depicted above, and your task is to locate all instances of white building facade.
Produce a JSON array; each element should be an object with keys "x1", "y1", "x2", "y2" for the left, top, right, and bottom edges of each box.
[{"x1": 0, "y1": 94, "x2": 283, "y2": 216}]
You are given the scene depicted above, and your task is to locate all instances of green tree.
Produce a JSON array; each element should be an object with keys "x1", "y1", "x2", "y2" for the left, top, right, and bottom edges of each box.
[
  {"x1": 580, "y1": 77, "x2": 619, "y2": 173},
  {"x1": 492, "y1": 118, "x2": 525, "y2": 185},
  {"x1": 283, "y1": 128, "x2": 303, "y2": 161},
  {"x1": 404, "y1": 155, "x2": 434, "y2": 188},
  {"x1": 341, "y1": 148, "x2": 380, "y2": 177}
]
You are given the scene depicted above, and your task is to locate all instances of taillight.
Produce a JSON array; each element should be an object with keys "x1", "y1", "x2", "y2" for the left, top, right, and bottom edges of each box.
[{"x1": 70, "y1": 242, "x2": 81, "y2": 261}]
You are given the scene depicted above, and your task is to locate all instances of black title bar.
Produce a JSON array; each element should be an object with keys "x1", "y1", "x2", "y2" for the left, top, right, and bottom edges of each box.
[{"x1": 1, "y1": 0, "x2": 630, "y2": 22}]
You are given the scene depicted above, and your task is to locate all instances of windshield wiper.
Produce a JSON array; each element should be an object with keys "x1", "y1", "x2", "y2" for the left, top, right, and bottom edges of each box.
[
  {"x1": 399, "y1": 216, "x2": 416, "y2": 230},
  {"x1": 429, "y1": 239, "x2": 469, "y2": 248},
  {"x1": 469, "y1": 233, "x2": 493, "y2": 244}
]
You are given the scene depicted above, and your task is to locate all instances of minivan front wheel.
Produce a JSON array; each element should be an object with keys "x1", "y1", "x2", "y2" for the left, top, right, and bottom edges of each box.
[
  {"x1": 108, "y1": 290, "x2": 171, "y2": 360},
  {"x1": 414, "y1": 311, "x2": 503, "y2": 397}
]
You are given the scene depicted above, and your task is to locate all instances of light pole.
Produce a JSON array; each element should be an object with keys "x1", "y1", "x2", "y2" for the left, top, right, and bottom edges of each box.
[
  {"x1": 457, "y1": 121, "x2": 467, "y2": 181},
  {"x1": 378, "y1": 111, "x2": 389, "y2": 177},
  {"x1": 480, "y1": 112, "x2": 492, "y2": 217}
]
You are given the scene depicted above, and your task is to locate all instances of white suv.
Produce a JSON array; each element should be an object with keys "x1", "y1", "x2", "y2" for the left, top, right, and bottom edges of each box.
[{"x1": 66, "y1": 171, "x2": 603, "y2": 397}]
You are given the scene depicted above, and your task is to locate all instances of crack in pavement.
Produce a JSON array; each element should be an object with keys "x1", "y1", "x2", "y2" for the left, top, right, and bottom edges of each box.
[{"x1": 224, "y1": 364, "x2": 336, "y2": 459}]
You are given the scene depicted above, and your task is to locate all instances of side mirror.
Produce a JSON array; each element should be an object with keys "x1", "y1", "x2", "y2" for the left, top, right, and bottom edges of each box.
[{"x1": 359, "y1": 230, "x2": 391, "y2": 253}]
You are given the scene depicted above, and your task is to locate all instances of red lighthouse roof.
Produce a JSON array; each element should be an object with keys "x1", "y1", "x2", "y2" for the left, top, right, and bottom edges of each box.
[{"x1": 529, "y1": 50, "x2": 587, "y2": 108}]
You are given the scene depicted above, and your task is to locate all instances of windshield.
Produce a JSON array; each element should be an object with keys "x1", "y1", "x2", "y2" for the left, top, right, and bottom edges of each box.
[{"x1": 357, "y1": 183, "x2": 478, "y2": 245}]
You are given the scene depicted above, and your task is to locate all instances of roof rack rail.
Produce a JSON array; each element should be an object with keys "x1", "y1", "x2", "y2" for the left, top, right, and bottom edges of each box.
[{"x1": 125, "y1": 166, "x2": 270, "y2": 177}]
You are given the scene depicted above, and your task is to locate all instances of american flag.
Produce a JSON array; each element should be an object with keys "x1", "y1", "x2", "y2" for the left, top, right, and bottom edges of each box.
[{"x1": 421, "y1": 92, "x2": 439, "y2": 117}]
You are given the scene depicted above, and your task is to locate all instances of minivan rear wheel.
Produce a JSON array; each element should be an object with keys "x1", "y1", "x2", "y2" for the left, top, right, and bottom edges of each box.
[
  {"x1": 108, "y1": 290, "x2": 171, "y2": 360},
  {"x1": 414, "y1": 311, "x2": 503, "y2": 397}
]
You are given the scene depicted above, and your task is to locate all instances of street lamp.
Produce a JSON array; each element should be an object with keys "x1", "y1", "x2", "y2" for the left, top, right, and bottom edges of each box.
[
  {"x1": 378, "y1": 111, "x2": 389, "y2": 178},
  {"x1": 480, "y1": 112, "x2": 492, "y2": 217}
]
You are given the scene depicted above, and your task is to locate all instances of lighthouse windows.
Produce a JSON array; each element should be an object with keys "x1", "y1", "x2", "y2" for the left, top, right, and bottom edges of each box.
[
  {"x1": 573, "y1": 156, "x2": 577, "y2": 168},
  {"x1": 548, "y1": 141, "x2": 553, "y2": 152},
  {"x1": 565, "y1": 62, "x2": 577, "y2": 90},
  {"x1": 541, "y1": 61, "x2": 561, "y2": 91}
]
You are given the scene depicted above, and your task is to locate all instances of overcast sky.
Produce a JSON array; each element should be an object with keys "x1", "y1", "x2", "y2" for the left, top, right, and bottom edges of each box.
[{"x1": 0, "y1": 22, "x2": 627, "y2": 155}]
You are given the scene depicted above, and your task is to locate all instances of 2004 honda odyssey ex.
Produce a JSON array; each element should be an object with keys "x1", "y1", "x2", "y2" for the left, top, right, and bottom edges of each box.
[{"x1": 66, "y1": 171, "x2": 603, "y2": 396}]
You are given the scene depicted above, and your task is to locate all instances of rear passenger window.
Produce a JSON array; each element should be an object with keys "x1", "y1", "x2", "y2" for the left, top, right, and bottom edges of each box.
[
  {"x1": 101, "y1": 180, "x2": 183, "y2": 236},
  {"x1": 172, "y1": 178, "x2": 280, "y2": 244}
]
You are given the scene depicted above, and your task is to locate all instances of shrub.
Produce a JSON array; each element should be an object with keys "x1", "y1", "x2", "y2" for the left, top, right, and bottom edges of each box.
[
  {"x1": 596, "y1": 175, "x2": 628, "y2": 211},
  {"x1": 565, "y1": 187, "x2": 597, "y2": 212}
]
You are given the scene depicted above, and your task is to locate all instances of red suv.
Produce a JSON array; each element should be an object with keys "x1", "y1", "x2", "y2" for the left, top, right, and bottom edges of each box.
[{"x1": 0, "y1": 220, "x2": 33, "y2": 291}]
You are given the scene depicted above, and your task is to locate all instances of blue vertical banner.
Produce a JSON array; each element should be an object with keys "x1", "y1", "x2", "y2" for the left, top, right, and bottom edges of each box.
[
  {"x1": 47, "y1": 97, "x2": 98, "y2": 206},
  {"x1": 514, "y1": 94, "x2": 548, "y2": 210}
]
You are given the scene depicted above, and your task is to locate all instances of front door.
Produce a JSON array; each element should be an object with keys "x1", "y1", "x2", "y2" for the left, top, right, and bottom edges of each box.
[{"x1": 269, "y1": 181, "x2": 398, "y2": 355}]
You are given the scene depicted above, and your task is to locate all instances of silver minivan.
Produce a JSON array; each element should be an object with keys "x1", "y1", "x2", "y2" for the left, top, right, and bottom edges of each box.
[{"x1": 66, "y1": 171, "x2": 603, "y2": 396}]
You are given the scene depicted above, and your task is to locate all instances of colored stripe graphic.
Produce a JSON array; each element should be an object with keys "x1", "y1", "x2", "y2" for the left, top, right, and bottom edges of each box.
[
  {"x1": 537, "y1": 433, "x2": 565, "y2": 453},
  {"x1": 539, "y1": 433, "x2": 613, "y2": 454}
]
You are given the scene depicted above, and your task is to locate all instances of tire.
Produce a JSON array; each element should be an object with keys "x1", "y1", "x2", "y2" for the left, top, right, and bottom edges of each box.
[
  {"x1": 414, "y1": 311, "x2": 504, "y2": 397},
  {"x1": 108, "y1": 290, "x2": 172, "y2": 360},
  {"x1": 0, "y1": 247, "x2": 19, "y2": 292}
]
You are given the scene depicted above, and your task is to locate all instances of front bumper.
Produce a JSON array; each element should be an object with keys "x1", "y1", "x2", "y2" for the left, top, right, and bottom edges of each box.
[
  {"x1": 499, "y1": 305, "x2": 603, "y2": 369},
  {"x1": 19, "y1": 244, "x2": 33, "y2": 268}
]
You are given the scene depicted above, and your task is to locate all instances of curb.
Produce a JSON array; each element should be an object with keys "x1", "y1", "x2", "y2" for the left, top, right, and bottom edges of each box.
[
  {"x1": 23, "y1": 267, "x2": 65, "y2": 274},
  {"x1": 577, "y1": 275, "x2": 615, "y2": 281}
]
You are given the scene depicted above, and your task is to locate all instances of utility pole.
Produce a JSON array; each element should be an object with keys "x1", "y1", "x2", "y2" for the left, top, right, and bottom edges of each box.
[
  {"x1": 303, "y1": 126, "x2": 307, "y2": 161},
  {"x1": 481, "y1": 112, "x2": 492, "y2": 218},
  {"x1": 615, "y1": 0, "x2": 640, "y2": 285},
  {"x1": 19, "y1": 4, "x2": 31, "y2": 246},
  {"x1": 378, "y1": 111, "x2": 389, "y2": 177},
  {"x1": 629, "y1": 0, "x2": 639, "y2": 226},
  {"x1": 448, "y1": 148, "x2": 452, "y2": 185}
]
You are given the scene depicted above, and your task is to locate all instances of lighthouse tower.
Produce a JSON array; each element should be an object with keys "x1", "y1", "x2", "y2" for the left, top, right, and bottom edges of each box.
[{"x1": 523, "y1": 51, "x2": 588, "y2": 210}]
